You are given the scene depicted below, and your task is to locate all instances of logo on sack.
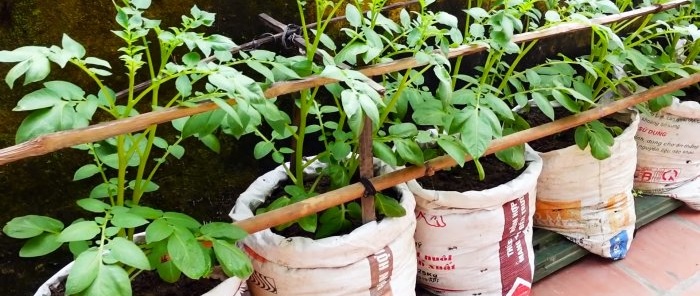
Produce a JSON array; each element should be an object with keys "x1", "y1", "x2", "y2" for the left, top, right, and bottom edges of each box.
[
  {"x1": 635, "y1": 167, "x2": 682, "y2": 183},
  {"x1": 417, "y1": 211, "x2": 447, "y2": 228},
  {"x1": 609, "y1": 230, "x2": 629, "y2": 260},
  {"x1": 368, "y1": 247, "x2": 394, "y2": 296},
  {"x1": 248, "y1": 270, "x2": 278, "y2": 294}
]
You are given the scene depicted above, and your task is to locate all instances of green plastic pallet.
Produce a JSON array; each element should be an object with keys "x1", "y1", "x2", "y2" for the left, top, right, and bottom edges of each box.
[{"x1": 532, "y1": 195, "x2": 684, "y2": 282}]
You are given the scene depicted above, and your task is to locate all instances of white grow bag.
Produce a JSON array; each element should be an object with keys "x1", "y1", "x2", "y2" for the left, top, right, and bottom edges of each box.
[
  {"x1": 634, "y1": 97, "x2": 700, "y2": 209},
  {"x1": 534, "y1": 111, "x2": 640, "y2": 259},
  {"x1": 229, "y1": 159, "x2": 417, "y2": 296},
  {"x1": 409, "y1": 146, "x2": 543, "y2": 296}
]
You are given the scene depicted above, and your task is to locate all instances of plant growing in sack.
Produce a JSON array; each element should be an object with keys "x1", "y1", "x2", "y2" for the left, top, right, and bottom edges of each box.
[
  {"x1": 228, "y1": 0, "x2": 463, "y2": 295},
  {"x1": 374, "y1": 1, "x2": 549, "y2": 294},
  {"x1": 615, "y1": 3, "x2": 700, "y2": 206},
  {"x1": 0, "y1": 0, "x2": 299, "y2": 294},
  {"x1": 511, "y1": 9, "x2": 644, "y2": 259}
]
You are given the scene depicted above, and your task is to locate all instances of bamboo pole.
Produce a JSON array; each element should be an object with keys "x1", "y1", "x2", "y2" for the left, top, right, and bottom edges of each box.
[
  {"x1": 234, "y1": 72, "x2": 700, "y2": 234},
  {"x1": 0, "y1": 0, "x2": 691, "y2": 166}
]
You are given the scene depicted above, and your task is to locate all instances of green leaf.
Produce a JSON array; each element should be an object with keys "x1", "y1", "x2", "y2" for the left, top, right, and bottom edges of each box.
[
  {"x1": 13, "y1": 88, "x2": 61, "y2": 111},
  {"x1": 347, "y1": 202, "x2": 362, "y2": 220},
  {"x1": 372, "y1": 141, "x2": 397, "y2": 167},
  {"x1": 158, "y1": 260, "x2": 182, "y2": 283},
  {"x1": 169, "y1": 144, "x2": 185, "y2": 159},
  {"x1": 200, "y1": 222, "x2": 247, "y2": 241},
  {"x1": 341, "y1": 89, "x2": 360, "y2": 118},
  {"x1": 69, "y1": 240, "x2": 90, "y2": 257},
  {"x1": 89, "y1": 182, "x2": 117, "y2": 199},
  {"x1": 199, "y1": 134, "x2": 221, "y2": 153},
  {"x1": 5, "y1": 59, "x2": 31, "y2": 88},
  {"x1": 437, "y1": 137, "x2": 467, "y2": 167},
  {"x1": 552, "y1": 90, "x2": 580, "y2": 113},
  {"x1": 466, "y1": 7, "x2": 489, "y2": 20},
  {"x1": 182, "y1": 52, "x2": 201, "y2": 67},
  {"x1": 388, "y1": 123, "x2": 418, "y2": 137},
  {"x1": 254, "y1": 141, "x2": 273, "y2": 159},
  {"x1": 460, "y1": 107, "x2": 492, "y2": 158},
  {"x1": 574, "y1": 126, "x2": 589, "y2": 150},
  {"x1": 163, "y1": 212, "x2": 202, "y2": 230},
  {"x1": 76, "y1": 198, "x2": 110, "y2": 213},
  {"x1": 3, "y1": 215, "x2": 64, "y2": 239},
  {"x1": 330, "y1": 141, "x2": 351, "y2": 161},
  {"x1": 84, "y1": 57, "x2": 111, "y2": 69},
  {"x1": 495, "y1": 144, "x2": 526, "y2": 170},
  {"x1": 545, "y1": 10, "x2": 561, "y2": 22},
  {"x1": 175, "y1": 75, "x2": 192, "y2": 98},
  {"x1": 345, "y1": 4, "x2": 362, "y2": 27},
  {"x1": 470, "y1": 23, "x2": 485, "y2": 38},
  {"x1": 525, "y1": 69, "x2": 541, "y2": 86},
  {"x1": 57, "y1": 221, "x2": 100, "y2": 242},
  {"x1": 532, "y1": 92, "x2": 555, "y2": 120},
  {"x1": 15, "y1": 103, "x2": 76, "y2": 143},
  {"x1": 212, "y1": 239, "x2": 253, "y2": 278},
  {"x1": 66, "y1": 248, "x2": 101, "y2": 295},
  {"x1": 129, "y1": 205, "x2": 164, "y2": 220},
  {"x1": 589, "y1": 121, "x2": 614, "y2": 145},
  {"x1": 111, "y1": 212, "x2": 148, "y2": 228},
  {"x1": 19, "y1": 233, "x2": 63, "y2": 257},
  {"x1": 61, "y1": 34, "x2": 86, "y2": 59},
  {"x1": 73, "y1": 164, "x2": 100, "y2": 181},
  {"x1": 110, "y1": 237, "x2": 151, "y2": 270},
  {"x1": 132, "y1": 0, "x2": 152, "y2": 9},
  {"x1": 316, "y1": 206, "x2": 344, "y2": 239},
  {"x1": 395, "y1": 139, "x2": 424, "y2": 165},
  {"x1": 129, "y1": 179, "x2": 160, "y2": 193},
  {"x1": 146, "y1": 218, "x2": 173, "y2": 243},
  {"x1": 297, "y1": 214, "x2": 317, "y2": 233},
  {"x1": 483, "y1": 93, "x2": 514, "y2": 120},
  {"x1": 358, "y1": 93, "x2": 380, "y2": 125},
  {"x1": 168, "y1": 226, "x2": 207, "y2": 279},
  {"x1": 81, "y1": 264, "x2": 131, "y2": 296},
  {"x1": 589, "y1": 132, "x2": 612, "y2": 160},
  {"x1": 375, "y1": 193, "x2": 406, "y2": 217}
]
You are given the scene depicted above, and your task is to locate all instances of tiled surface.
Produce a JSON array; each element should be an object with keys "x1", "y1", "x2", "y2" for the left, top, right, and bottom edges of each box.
[{"x1": 533, "y1": 206, "x2": 700, "y2": 296}]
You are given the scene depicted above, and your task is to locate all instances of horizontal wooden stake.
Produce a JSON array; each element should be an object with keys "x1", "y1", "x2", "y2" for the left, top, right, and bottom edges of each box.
[{"x1": 234, "y1": 72, "x2": 700, "y2": 234}]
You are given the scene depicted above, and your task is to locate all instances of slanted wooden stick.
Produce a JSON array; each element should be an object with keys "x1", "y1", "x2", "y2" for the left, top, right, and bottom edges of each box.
[{"x1": 234, "y1": 72, "x2": 700, "y2": 234}]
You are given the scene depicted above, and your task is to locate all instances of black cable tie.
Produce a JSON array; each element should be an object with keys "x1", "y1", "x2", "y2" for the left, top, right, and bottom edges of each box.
[
  {"x1": 281, "y1": 24, "x2": 301, "y2": 49},
  {"x1": 359, "y1": 177, "x2": 377, "y2": 198}
]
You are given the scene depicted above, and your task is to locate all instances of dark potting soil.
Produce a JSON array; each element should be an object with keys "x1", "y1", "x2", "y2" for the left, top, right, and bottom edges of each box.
[
  {"x1": 417, "y1": 154, "x2": 525, "y2": 192},
  {"x1": 261, "y1": 174, "x2": 399, "y2": 239},
  {"x1": 49, "y1": 270, "x2": 222, "y2": 296},
  {"x1": 519, "y1": 107, "x2": 629, "y2": 153}
]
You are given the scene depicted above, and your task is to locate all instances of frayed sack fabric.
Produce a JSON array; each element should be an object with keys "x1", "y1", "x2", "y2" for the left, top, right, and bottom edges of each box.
[
  {"x1": 534, "y1": 111, "x2": 639, "y2": 259},
  {"x1": 409, "y1": 147, "x2": 542, "y2": 296},
  {"x1": 229, "y1": 159, "x2": 417, "y2": 296},
  {"x1": 634, "y1": 98, "x2": 700, "y2": 209}
]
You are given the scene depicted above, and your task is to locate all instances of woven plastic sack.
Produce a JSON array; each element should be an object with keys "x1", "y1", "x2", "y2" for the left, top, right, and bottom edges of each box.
[
  {"x1": 229, "y1": 159, "x2": 417, "y2": 296},
  {"x1": 409, "y1": 147, "x2": 542, "y2": 296},
  {"x1": 534, "y1": 111, "x2": 639, "y2": 259},
  {"x1": 634, "y1": 98, "x2": 700, "y2": 209}
]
